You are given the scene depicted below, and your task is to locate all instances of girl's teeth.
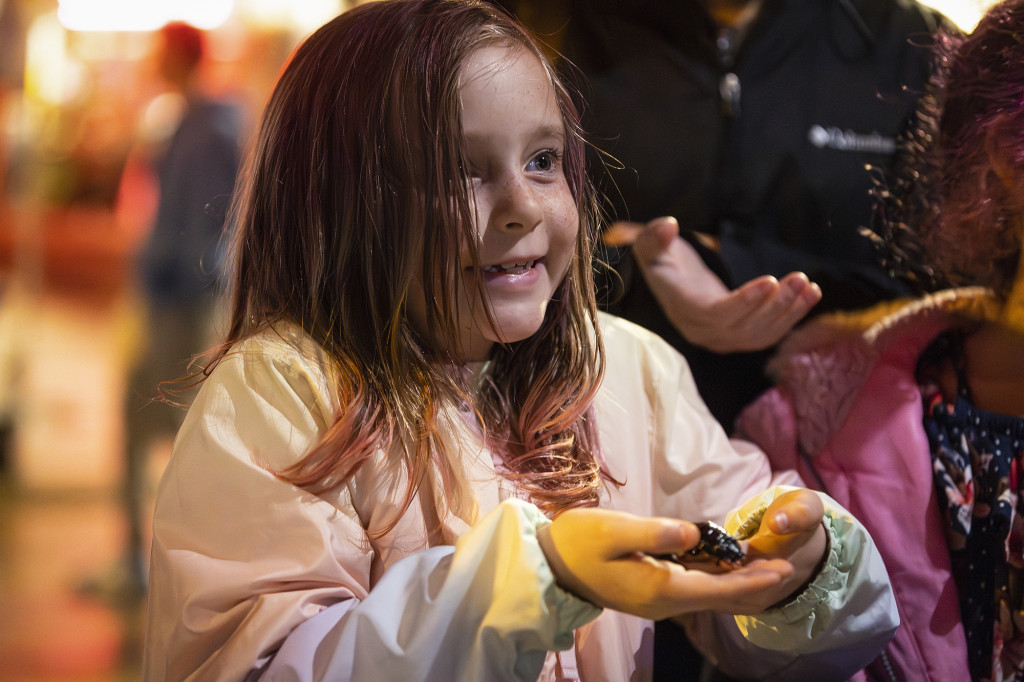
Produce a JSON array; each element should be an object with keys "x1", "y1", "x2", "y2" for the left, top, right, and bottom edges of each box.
[{"x1": 483, "y1": 260, "x2": 536, "y2": 274}]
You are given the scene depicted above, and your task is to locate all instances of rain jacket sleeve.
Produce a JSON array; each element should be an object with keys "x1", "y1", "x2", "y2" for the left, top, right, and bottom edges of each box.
[{"x1": 256, "y1": 498, "x2": 600, "y2": 682}]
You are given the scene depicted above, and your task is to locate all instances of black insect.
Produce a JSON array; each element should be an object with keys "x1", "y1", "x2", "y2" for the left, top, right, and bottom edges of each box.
[{"x1": 685, "y1": 521, "x2": 746, "y2": 565}]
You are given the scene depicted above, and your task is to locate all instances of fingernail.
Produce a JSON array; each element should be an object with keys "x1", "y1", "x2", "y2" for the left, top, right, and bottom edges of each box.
[
  {"x1": 748, "y1": 279, "x2": 774, "y2": 300},
  {"x1": 785, "y1": 275, "x2": 808, "y2": 292},
  {"x1": 774, "y1": 512, "x2": 790, "y2": 533}
]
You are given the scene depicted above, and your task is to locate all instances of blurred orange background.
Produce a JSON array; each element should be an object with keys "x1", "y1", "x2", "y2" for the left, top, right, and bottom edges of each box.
[{"x1": 0, "y1": 2, "x2": 363, "y2": 680}]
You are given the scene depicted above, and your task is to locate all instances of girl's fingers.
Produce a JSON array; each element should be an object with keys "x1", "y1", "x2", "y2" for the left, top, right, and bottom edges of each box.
[
  {"x1": 542, "y1": 508, "x2": 802, "y2": 619},
  {"x1": 664, "y1": 559, "x2": 794, "y2": 615},
  {"x1": 762, "y1": 489, "x2": 825, "y2": 536},
  {"x1": 552, "y1": 508, "x2": 700, "y2": 560}
]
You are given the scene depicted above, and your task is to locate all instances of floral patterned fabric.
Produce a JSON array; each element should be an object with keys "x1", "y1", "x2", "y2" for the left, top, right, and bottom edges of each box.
[{"x1": 921, "y1": 332, "x2": 1024, "y2": 682}]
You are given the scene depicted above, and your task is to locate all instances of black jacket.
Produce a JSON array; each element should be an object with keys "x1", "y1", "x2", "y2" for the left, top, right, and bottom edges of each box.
[{"x1": 501, "y1": 0, "x2": 947, "y2": 428}]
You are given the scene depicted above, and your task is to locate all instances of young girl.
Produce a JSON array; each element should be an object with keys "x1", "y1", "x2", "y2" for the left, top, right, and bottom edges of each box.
[
  {"x1": 738, "y1": 1, "x2": 1024, "y2": 679},
  {"x1": 143, "y1": 1, "x2": 897, "y2": 680}
]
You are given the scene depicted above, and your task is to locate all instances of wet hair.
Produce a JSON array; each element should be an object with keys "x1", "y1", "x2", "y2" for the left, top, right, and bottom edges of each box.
[
  {"x1": 220, "y1": 0, "x2": 608, "y2": 525},
  {"x1": 866, "y1": 0, "x2": 1024, "y2": 295}
]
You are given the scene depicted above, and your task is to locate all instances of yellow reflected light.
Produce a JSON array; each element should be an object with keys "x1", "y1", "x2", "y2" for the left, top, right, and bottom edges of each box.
[
  {"x1": 57, "y1": 0, "x2": 234, "y2": 32},
  {"x1": 919, "y1": 0, "x2": 996, "y2": 32},
  {"x1": 238, "y1": 0, "x2": 343, "y2": 33},
  {"x1": 25, "y1": 12, "x2": 76, "y2": 106}
]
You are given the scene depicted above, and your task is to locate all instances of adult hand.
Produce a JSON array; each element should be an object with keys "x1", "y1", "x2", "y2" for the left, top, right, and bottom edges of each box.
[
  {"x1": 604, "y1": 217, "x2": 821, "y2": 353},
  {"x1": 537, "y1": 508, "x2": 795, "y2": 621}
]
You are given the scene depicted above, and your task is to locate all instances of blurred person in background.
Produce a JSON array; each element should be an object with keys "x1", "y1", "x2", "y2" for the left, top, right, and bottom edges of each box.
[
  {"x1": 498, "y1": 0, "x2": 949, "y2": 428},
  {"x1": 106, "y1": 20, "x2": 243, "y2": 597}
]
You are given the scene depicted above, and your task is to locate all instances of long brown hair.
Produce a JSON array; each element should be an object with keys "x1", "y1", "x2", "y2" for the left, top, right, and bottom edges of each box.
[{"x1": 220, "y1": 0, "x2": 608, "y2": 527}]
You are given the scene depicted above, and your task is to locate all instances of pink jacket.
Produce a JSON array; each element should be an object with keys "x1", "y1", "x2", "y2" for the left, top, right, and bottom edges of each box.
[{"x1": 737, "y1": 289, "x2": 993, "y2": 682}]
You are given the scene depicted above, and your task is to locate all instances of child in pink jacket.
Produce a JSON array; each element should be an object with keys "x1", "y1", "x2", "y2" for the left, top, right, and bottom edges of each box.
[{"x1": 740, "y1": 2, "x2": 1024, "y2": 678}]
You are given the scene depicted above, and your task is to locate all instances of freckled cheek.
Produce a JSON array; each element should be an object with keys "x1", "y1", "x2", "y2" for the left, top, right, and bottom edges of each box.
[{"x1": 544, "y1": 193, "x2": 580, "y2": 278}]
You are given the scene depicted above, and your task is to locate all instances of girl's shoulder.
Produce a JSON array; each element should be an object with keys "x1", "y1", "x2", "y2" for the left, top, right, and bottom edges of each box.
[
  {"x1": 205, "y1": 321, "x2": 340, "y2": 424},
  {"x1": 598, "y1": 311, "x2": 687, "y2": 371},
  {"x1": 219, "y1": 320, "x2": 332, "y2": 367},
  {"x1": 166, "y1": 322, "x2": 341, "y2": 487},
  {"x1": 596, "y1": 311, "x2": 698, "y2": 403}
]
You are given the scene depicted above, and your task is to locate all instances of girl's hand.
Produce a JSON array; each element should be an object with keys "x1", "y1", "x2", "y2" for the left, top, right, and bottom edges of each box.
[
  {"x1": 537, "y1": 508, "x2": 795, "y2": 621},
  {"x1": 740, "y1": 488, "x2": 828, "y2": 610}
]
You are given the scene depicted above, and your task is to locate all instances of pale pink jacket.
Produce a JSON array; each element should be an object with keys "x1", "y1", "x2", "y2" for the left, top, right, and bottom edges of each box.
[
  {"x1": 738, "y1": 289, "x2": 993, "y2": 682},
  {"x1": 143, "y1": 313, "x2": 897, "y2": 682}
]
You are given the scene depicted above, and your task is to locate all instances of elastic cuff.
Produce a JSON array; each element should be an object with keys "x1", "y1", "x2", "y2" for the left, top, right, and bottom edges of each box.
[
  {"x1": 518, "y1": 502, "x2": 603, "y2": 638},
  {"x1": 771, "y1": 512, "x2": 843, "y2": 623}
]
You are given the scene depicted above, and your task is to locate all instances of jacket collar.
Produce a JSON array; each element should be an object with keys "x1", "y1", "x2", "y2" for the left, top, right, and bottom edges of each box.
[{"x1": 767, "y1": 287, "x2": 993, "y2": 454}]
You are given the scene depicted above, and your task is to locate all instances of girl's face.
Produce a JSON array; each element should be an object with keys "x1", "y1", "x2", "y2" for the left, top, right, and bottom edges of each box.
[{"x1": 412, "y1": 43, "x2": 579, "y2": 361}]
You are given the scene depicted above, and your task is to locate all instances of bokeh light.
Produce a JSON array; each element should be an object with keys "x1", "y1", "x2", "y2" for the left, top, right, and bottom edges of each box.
[{"x1": 919, "y1": 0, "x2": 996, "y2": 31}]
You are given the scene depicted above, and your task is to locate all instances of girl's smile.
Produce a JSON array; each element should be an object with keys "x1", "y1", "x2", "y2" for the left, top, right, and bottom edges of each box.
[{"x1": 476, "y1": 256, "x2": 545, "y2": 284}]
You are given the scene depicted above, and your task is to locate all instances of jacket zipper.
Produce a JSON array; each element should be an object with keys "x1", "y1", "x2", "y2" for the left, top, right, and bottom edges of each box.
[{"x1": 719, "y1": 72, "x2": 741, "y2": 117}]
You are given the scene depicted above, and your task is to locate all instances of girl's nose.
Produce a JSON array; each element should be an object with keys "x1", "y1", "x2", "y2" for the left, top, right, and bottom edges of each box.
[{"x1": 493, "y1": 173, "x2": 543, "y2": 232}]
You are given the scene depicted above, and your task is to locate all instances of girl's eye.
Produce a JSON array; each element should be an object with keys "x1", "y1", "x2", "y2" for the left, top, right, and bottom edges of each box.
[{"x1": 528, "y1": 149, "x2": 561, "y2": 173}]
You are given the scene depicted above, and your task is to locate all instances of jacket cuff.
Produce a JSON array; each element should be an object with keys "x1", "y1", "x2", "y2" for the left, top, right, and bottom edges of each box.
[
  {"x1": 517, "y1": 503, "x2": 604, "y2": 641},
  {"x1": 770, "y1": 513, "x2": 841, "y2": 621}
]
